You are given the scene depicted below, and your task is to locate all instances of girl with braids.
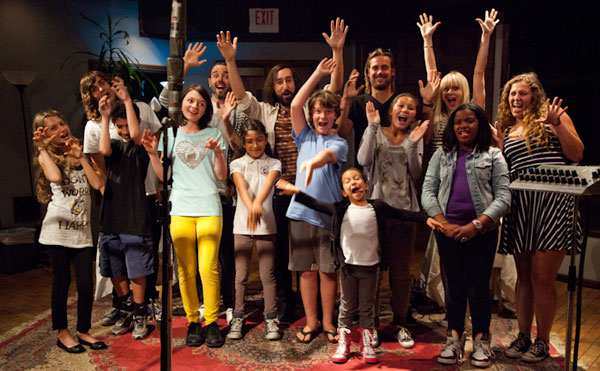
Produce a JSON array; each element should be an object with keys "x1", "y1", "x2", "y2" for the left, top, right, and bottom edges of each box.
[
  {"x1": 33, "y1": 109, "x2": 106, "y2": 353},
  {"x1": 494, "y1": 72, "x2": 584, "y2": 363}
]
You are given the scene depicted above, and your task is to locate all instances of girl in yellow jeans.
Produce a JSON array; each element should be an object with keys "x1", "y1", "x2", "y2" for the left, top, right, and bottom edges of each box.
[{"x1": 144, "y1": 84, "x2": 229, "y2": 348}]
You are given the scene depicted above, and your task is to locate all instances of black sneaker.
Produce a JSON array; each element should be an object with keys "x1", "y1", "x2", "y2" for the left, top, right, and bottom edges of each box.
[
  {"x1": 205, "y1": 322, "x2": 225, "y2": 348},
  {"x1": 101, "y1": 307, "x2": 120, "y2": 326},
  {"x1": 186, "y1": 322, "x2": 205, "y2": 347},
  {"x1": 521, "y1": 338, "x2": 549, "y2": 363},
  {"x1": 505, "y1": 332, "x2": 532, "y2": 359}
]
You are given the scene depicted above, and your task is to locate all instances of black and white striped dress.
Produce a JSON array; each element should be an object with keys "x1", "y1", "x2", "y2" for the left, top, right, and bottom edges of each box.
[{"x1": 499, "y1": 125, "x2": 582, "y2": 254}]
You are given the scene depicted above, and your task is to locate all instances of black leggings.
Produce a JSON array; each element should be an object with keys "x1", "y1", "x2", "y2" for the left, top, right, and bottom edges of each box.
[{"x1": 46, "y1": 245, "x2": 95, "y2": 333}]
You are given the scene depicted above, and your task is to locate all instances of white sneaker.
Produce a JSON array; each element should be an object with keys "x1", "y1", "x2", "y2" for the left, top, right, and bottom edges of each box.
[
  {"x1": 265, "y1": 319, "x2": 281, "y2": 340},
  {"x1": 226, "y1": 307, "x2": 233, "y2": 325},
  {"x1": 371, "y1": 328, "x2": 380, "y2": 347},
  {"x1": 331, "y1": 328, "x2": 351, "y2": 363},
  {"x1": 437, "y1": 330, "x2": 463, "y2": 365},
  {"x1": 396, "y1": 326, "x2": 415, "y2": 348},
  {"x1": 361, "y1": 329, "x2": 379, "y2": 364},
  {"x1": 227, "y1": 317, "x2": 243, "y2": 340},
  {"x1": 198, "y1": 304, "x2": 205, "y2": 322},
  {"x1": 471, "y1": 333, "x2": 495, "y2": 368}
]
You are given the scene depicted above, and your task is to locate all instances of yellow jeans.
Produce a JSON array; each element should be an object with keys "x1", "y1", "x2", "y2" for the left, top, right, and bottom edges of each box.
[{"x1": 170, "y1": 215, "x2": 222, "y2": 324}]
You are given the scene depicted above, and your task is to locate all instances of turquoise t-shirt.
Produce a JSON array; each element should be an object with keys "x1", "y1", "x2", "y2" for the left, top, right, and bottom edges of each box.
[
  {"x1": 159, "y1": 127, "x2": 226, "y2": 217},
  {"x1": 286, "y1": 125, "x2": 348, "y2": 229}
]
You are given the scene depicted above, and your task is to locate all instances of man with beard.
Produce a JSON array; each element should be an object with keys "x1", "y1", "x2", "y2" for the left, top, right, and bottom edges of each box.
[
  {"x1": 215, "y1": 20, "x2": 345, "y2": 324},
  {"x1": 159, "y1": 42, "x2": 242, "y2": 325},
  {"x1": 336, "y1": 49, "x2": 398, "y2": 167}
]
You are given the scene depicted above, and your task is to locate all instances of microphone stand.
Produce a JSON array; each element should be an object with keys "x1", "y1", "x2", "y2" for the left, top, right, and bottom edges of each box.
[{"x1": 160, "y1": 1, "x2": 185, "y2": 370}]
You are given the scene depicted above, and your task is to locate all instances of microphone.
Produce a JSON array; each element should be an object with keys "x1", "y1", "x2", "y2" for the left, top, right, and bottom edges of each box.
[{"x1": 165, "y1": 0, "x2": 186, "y2": 126}]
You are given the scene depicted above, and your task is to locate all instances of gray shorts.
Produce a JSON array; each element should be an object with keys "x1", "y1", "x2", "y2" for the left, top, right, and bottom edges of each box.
[
  {"x1": 288, "y1": 219, "x2": 335, "y2": 273},
  {"x1": 99, "y1": 232, "x2": 155, "y2": 279}
]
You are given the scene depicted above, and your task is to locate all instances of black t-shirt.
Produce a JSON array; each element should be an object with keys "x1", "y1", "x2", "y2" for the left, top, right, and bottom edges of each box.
[
  {"x1": 100, "y1": 140, "x2": 152, "y2": 236},
  {"x1": 348, "y1": 93, "x2": 398, "y2": 153}
]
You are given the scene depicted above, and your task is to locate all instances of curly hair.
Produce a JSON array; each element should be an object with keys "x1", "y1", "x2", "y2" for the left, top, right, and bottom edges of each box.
[
  {"x1": 497, "y1": 72, "x2": 549, "y2": 152},
  {"x1": 363, "y1": 48, "x2": 396, "y2": 95},
  {"x1": 433, "y1": 71, "x2": 471, "y2": 131},
  {"x1": 79, "y1": 70, "x2": 110, "y2": 122},
  {"x1": 32, "y1": 110, "x2": 73, "y2": 203}
]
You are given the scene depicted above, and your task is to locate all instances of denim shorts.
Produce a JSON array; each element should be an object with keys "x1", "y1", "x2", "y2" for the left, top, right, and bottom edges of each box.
[{"x1": 99, "y1": 232, "x2": 155, "y2": 279}]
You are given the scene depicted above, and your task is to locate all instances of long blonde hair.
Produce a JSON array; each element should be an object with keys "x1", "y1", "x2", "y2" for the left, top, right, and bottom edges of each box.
[
  {"x1": 497, "y1": 72, "x2": 549, "y2": 152},
  {"x1": 433, "y1": 71, "x2": 470, "y2": 129},
  {"x1": 32, "y1": 110, "x2": 72, "y2": 203}
]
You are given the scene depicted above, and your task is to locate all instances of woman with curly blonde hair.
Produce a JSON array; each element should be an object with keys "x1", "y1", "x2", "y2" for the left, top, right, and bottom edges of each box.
[
  {"x1": 494, "y1": 72, "x2": 584, "y2": 363},
  {"x1": 33, "y1": 109, "x2": 106, "y2": 353}
]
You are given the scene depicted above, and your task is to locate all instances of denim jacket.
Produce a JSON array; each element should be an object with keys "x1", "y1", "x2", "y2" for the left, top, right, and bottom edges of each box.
[{"x1": 421, "y1": 146, "x2": 511, "y2": 231}]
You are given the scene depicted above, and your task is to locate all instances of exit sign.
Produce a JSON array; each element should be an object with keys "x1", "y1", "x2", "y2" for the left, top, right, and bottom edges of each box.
[{"x1": 249, "y1": 8, "x2": 279, "y2": 33}]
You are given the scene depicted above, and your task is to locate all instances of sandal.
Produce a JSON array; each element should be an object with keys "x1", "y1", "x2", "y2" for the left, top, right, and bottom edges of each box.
[
  {"x1": 324, "y1": 329, "x2": 339, "y2": 344},
  {"x1": 296, "y1": 326, "x2": 319, "y2": 344}
]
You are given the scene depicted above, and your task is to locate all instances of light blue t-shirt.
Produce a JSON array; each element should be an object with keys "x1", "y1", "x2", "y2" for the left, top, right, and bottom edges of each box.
[
  {"x1": 159, "y1": 127, "x2": 226, "y2": 217},
  {"x1": 286, "y1": 126, "x2": 348, "y2": 229}
]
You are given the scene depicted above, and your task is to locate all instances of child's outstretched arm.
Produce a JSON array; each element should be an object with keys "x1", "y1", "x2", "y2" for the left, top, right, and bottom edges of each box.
[
  {"x1": 141, "y1": 129, "x2": 164, "y2": 181},
  {"x1": 231, "y1": 172, "x2": 256, "y2": 231},
  {"x1": 323, "y1": 17, "x2": 348, "y2": 94},
  {"x1": 300, "y1": 149, "x2": 338, "y2": 188},
  {"x1": 291, "y1": 58, "x2": 336, "y2": 136},
  {"x1": 473, "y1": 8, "x2": 499, "y2": 108},
  {"x1": 419, "y1": 70, "x2": 441, "y2": 144},
  {"x1": 275, "y1": 179, "x2": 335, "y2": 216},
  {"x1": 417, "y1": 13, "x2": 441, "y2": 76},
  {"x1": 356, "y1": 101, "x2": 380, "y2": 168},
  {"x1": 65, "y1": 138, "x2": 104, "y2": 190}
]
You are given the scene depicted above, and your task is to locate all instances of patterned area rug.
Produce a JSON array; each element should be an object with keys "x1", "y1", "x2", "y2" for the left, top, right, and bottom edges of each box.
[{"x1": 0, "y1": 293, "x2": 568, "y2": 370}]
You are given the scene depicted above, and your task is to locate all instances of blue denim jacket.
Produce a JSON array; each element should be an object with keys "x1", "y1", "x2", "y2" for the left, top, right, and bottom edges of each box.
[{"x1": 421, "y1": 146, "x2": 511, "y2": 230}]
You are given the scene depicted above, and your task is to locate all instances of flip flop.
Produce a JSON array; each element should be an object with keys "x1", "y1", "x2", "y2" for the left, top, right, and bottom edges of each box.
[
  {"x1": 296, "y1": 327, "x2": 319, "y2": 344},
  {"x1": 324, "y1": 330, "x2": 338, "y2": 344}
]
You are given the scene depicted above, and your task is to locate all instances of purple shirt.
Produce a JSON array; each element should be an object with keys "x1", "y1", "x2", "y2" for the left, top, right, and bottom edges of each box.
[{"x1": 445, "y1": 149, "x2": 477, "y2": 225}]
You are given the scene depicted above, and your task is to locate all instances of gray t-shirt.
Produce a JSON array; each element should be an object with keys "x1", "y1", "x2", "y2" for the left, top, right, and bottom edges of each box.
[{"x1": 357, "y1": 122, "x2": 423, "y2": 212}]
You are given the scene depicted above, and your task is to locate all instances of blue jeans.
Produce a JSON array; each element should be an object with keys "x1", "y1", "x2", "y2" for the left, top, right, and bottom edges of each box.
[{"x1": 435, "y1": 229, "x2": 497, "y2": 336}]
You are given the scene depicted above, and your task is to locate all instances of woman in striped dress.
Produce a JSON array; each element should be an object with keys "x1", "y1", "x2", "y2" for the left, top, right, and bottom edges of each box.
[{"x1": 494, "y1": 72, "x2": 584, "y2": 363}]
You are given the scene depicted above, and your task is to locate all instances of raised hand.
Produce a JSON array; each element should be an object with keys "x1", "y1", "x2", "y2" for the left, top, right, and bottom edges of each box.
[
  {"x1": 365, "y1": 101, "x2": 380, "y2": 125},
  {"x1": 343, "y1": 69, "x2": 364, "y2": 100},
  {"x1": 417, "y1": 13, "x2": 441, "y2": 40},
  {"x1": 275, "y1": 179, "x2": 300, "y2": 196},
  {"x1": 183, "y1": 42, "x2": 207, "y2": 69},
  {"x1": 98, "y1": 94, "x2": 112, "y2": 119},
  {"x1": 536, "y1": 97, "x2": 568, "y2": 127},
  {"x1": 218, "y1": 91, "x2": 237, "y2": 123},
  {"x1": 216, "y1": 31, "x2": 238, "y2": 62},
  {"x1": 33, "y1": 126, "x2": 57, "y2": 150},
  {"x1": 141, "y1": 129, "x2": 158, "y2": 154},
  {"x1": 419, "y1": 70, "x2": 441, "y2": 105},
  {"x1": 64, "y1": 138, "x2": 83, "y2": 159},
  {"x1": 409, "y1": 120, "x2": 430, "y2": 142},
  {"x1": 111, "y1": 76, "x2": 130, "y2": 102},
  {"x1": 476, "y1": 8, "x2": 500, "y2": 38},
  {"x1": 322, "y1": 17, "x2": 348, "y2": 51},
  {"x1": 316, "y1": 57, "x2": 336, "y2": 76}
]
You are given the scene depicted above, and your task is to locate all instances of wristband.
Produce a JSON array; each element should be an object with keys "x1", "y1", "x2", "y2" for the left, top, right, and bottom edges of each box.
[{"x1": 441, "y1": 220, "x2": 449, "y2": 224}]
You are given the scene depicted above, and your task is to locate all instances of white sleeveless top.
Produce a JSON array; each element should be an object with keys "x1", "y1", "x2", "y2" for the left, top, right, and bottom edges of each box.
[{"x1": 39, "y1": 168, "x2": 93, "y2": 248}]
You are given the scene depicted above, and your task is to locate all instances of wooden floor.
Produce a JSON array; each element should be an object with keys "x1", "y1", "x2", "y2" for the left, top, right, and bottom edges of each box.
[{"x1": 1, "y1": 249, "x2": 599, "y2": 370}]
